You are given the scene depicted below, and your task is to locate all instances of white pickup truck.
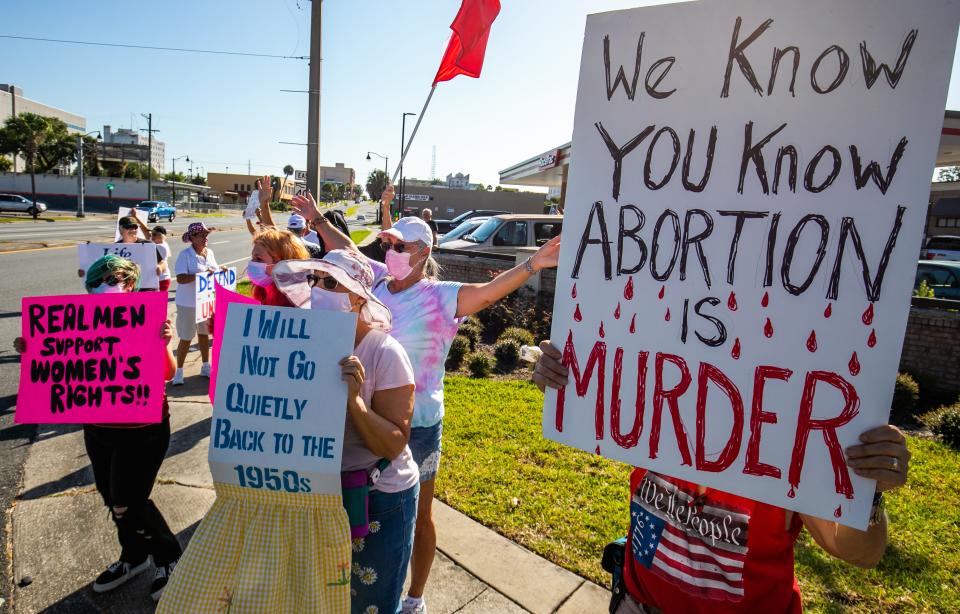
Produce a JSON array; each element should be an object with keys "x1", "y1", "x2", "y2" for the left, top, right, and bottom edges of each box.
[{"x1": 922, "y1": 235, "x2": 960, "y2": 261}]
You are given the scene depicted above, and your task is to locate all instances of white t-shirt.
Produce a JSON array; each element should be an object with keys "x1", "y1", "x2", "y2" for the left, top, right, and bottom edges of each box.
[
  {"x1": 341, "y1": 329, "x2": 419, "y2": 493},
  {"x1": 174, "y1": 245, "x2": 218, "y2": 307},
  {"x1": 157, "y1": 242, "x2": 171, "y2": 281}
]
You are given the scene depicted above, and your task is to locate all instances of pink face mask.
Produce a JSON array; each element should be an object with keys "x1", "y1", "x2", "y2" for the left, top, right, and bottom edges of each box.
[
  {"x1": 246, "y1": 262, "x2": 274, "y2": 287},
  {"x1": 385, "y1": 250, "x2": 415, "y2": 280}
]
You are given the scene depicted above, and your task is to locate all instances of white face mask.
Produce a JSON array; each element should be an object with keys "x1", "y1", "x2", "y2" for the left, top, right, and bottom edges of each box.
[
  {"x1": 310, "y1": 287, "x2": 353, "y2": 312},
  {"x1": 246, "y1": 262, "x2": 274, "y2": 287},
  {"x1": 385, "y1": 249, "x2": 417, "y2": 280},
  {"x1": 90, "y1": 283, "x2": 126, "y2": 295}
]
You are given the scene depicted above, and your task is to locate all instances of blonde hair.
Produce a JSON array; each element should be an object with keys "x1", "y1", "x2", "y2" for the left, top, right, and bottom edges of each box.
[
  {"x1": 253, "y1": 228, "x2": 310, "y2": 262},
  {"x1": 421, "y1": 242, "x2": 441, "y2": 280}
]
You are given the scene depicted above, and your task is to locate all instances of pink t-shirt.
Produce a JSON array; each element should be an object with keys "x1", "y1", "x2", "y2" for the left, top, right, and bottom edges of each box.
[{"x1": 342, "y1": 329, "x2": 419, "y2": 493}]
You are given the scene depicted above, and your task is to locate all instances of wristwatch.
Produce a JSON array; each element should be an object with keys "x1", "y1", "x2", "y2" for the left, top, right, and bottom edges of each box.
[{"x1": 868, "y1": 492, "x2": 885, "y2": 527}]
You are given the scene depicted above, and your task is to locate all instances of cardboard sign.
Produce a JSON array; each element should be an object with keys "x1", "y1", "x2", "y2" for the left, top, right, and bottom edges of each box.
[
  {"x1": 115, "y1": 207, "x2": 149, "y2": 241},
  {"x1": 243, "y1": 191, "x2": 260, "y2": 220},
  {"x1": 544, "y1": 0, "x2": 960, "y2": 529},
  {"x1": 78, "y1": 243, "x2": 160, "y2": 290},
  {"x1": 208, "y1": 283, "x2": 260, "y2": 404},
  {"x1": 209, "y1": 304, "x2": 356, "y2": 495},
  {"x1": 195, "y1": 268, "x2": 238, "y2": 323},
  {"x1": 16, "y1": 293, "x2": 168, "y2": 424}
]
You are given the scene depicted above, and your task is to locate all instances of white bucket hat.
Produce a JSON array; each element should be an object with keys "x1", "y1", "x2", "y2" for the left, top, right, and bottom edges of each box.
[{"x1": 272, "y1": 250, "x2": 392, "y2": 331}]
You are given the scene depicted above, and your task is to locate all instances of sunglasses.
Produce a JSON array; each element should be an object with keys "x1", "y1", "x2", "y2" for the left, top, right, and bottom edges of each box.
[
  {"x1": 307, "y1": 273, "x2": 340, "y2": 291},
  {"x1": 90, "y1": 276, "x2": 124, "y2": 288},
  {"x1": 381, "y1": 241, "x2": 418, "y2": 254}
]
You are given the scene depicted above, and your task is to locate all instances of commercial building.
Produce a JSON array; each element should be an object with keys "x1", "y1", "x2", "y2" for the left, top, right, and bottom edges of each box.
[
  {"x1": 320, "y1": 162, "x2": 355, "y2": 186},
  {"x1": 207, "y1": 172, "x2": 296, "y2": 204},
  {"x1": 100, "y1": 125, "x2": 166, "y2": 174},
  {"x1": 446, "y1": 172, "x2": 482, "y2": 190},
  {"x1": 399, "y1": 185, "x2": 546, "y2": 220},
  {"x1": 0, "y1": 84, "x2": 86, "y2": 172}
]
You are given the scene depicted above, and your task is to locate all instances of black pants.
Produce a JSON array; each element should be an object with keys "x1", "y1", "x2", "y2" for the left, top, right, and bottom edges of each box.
[{"x1": 83, "y1": 420, "x2": 182, "y2": 566}]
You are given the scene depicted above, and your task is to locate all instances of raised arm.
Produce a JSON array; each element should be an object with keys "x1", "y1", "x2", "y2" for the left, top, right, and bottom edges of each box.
[
  {"x1": 290, "y1": 191, "x2": 354, "y2": 253},
  {"x1": 379, "y1": 184, "x2": 395, "y2": 231},
  {"x1": 256, "y1": 175, "x2": 277, "y2": 229},
  {"x1": 455, "y1": 235, "x2": 561, "y2": 318}
]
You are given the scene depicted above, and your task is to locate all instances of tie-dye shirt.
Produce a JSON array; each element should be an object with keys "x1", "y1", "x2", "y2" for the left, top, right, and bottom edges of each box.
[{"x1": 369, "y1": 259, "x2": 462, "y2": 429}]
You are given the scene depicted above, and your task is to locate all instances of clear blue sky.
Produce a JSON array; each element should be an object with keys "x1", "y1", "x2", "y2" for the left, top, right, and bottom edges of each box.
[{"x1": 4, "y1": 0, "x2": 960, "y2": 188}]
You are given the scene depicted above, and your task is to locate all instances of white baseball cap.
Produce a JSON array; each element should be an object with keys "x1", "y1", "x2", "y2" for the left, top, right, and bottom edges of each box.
[
  {"x1": 379, "y1": 216, "x2": 433, "y2": 247},
  {"x1": 287, "y1": 214, "x2": 307, "y2": 230}
]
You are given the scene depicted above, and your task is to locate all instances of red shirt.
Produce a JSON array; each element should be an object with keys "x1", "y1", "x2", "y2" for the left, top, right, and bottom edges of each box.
[
  {"x1": 253, "y1": 283, "x2": 293, "y2": 307},
  {"x1": 624, "y1": 469, "x2": 803, "y2": 614}
]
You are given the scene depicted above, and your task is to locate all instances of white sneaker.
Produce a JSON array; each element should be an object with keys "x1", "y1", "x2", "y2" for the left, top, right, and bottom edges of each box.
[
  {"x1": 199, "y1": 363, "x2": 212, "y2": 378},
  {"x1": 171, "y1": 369, "x2": 184, "y2": 386},
  {"x1": 402, "y1": 596, "x2": 427, "y2": 614}
]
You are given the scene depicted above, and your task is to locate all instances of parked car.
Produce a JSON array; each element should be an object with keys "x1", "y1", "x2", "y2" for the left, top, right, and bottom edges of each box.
[
  {"x1": 434, "y1": 209, "x2": 509, "y2": 234},
  {"x1": 439, "y1": 217, "x2": 489, "y2": 244},
  {"x1": 356, "y1": 214, "x2": 366, "y2": 222},
  {"x1": 141, "y1": 201, "x2": 176, "y2": 222},
  {"x1": 915, "y1": 260, "x2": 960, "y2": 299},
  {"x1": 921, "y1": 235, "x2": 960, "y2": 261},
  {"x1": 441, "y1": 214, "x2": 563, "y2": 255},
  {"x1": 0, "y1": 193, "x2": 47, "y2": 216}
]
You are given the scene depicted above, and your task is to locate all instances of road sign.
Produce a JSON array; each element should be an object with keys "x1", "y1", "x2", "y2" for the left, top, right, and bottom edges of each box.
[
  {"x1": 402, "y1": 194, "x2": 431, "y2": 202},
  {"x1": 294, "y1": 170, "x2": 307, "y2": 182},
  {"x1": 295, "y1": 186, "x2": 309, "y2": 197}
]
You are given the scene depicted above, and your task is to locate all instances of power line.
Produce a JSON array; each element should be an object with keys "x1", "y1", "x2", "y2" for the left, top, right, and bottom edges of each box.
[{"x1": 0, "y1": 34, "x2": 308, "y2": 60}]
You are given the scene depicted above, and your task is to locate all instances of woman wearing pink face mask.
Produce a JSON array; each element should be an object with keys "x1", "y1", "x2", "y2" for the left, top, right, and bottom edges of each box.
[
  {"x1": 245, "y1": 228, "x2": 311, "y2": 306},
  {"x1": 14, "y1": 255, "x2": 182, "y2": 601},
  {"x1": 291, "y1": 189, "x2": 561, "y2": 614}
]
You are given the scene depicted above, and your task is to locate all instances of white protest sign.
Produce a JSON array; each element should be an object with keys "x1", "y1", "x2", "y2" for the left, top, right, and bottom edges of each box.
[
  {"x1": 115, "y1": 207, "x2": 149, "y2": 241},
  {"x1": 195, "y1": 267, "x2": 237, "y2": 323},
  {"x1": 78, "y1": 242, "x2": 160, "y2": 289},
  {"x1": 209, "y1": 304, "x2": 356, "y2": 495},
  {"x1": 544, "y1": 0, "x2": 960, "y2": 530}
]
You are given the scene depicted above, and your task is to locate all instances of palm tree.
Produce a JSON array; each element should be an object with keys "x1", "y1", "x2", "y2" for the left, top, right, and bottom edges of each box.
[
  {"x1": 0, "y1": 113, "x2": 54, "y2": 218},
  {"x1": 279, "y1": 164, "x2": 294, "y2": 202}
]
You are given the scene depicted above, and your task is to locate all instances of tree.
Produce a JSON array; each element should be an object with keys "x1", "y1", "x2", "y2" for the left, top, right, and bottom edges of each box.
[
  {"x1": 366, "y1": 169, "x2": 388, "y2": 203},
  {"x1": 34, "y1": 117, "x2": 76, "y2": 173},
  {"x1": 190, "y1": 174, "x2": 207, "y2": 186},
  {"x1": 477, "y1": 183, "x2": 489, "y2": 191},
  {"x1": 279, "y1": 164, "x2": 294, "y2": 200},
  {"x1": 121, "y1": 162, "x2": 158, "y2": 180},
  {"x1": 163, "y1": 171, "x2": 187, "y2": 182},
  {"x1": 0, "y1": 156, "x2": 11, "y2": 172},
  {"x1": 0, "y1": 113, "x2": 68, "y2": 218},
  {"x1": 937, "y1": 166, "x2": 960, "y2": 182},
  {"x1": 80, "y1": 134, "x2": 101, "y2": 177}
]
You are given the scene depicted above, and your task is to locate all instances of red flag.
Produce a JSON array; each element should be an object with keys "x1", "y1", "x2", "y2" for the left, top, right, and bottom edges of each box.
[{"x1": 433, "y1": 0, "x2": 501, "y2": 86}]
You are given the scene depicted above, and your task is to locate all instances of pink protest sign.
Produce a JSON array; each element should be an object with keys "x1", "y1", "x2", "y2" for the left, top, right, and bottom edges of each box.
[
  {"x1": 17, "y1": 292, "x2": 168, "y2": 424},
  {"x1": 209, "y1": 283, "x2": 259, "y2": 404}
]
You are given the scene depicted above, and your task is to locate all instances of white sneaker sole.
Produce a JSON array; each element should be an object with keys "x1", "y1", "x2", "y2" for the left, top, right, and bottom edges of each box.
[{"x1": 91, "y1": 559, "x2": 151, "y2": 593}]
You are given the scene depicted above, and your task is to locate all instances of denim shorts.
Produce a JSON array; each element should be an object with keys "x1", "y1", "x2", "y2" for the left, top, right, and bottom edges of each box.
[
  {"x1": 408, "y1": 421, "x2": 443, "y2": 483},
  {"x1": 350, "y1": 482, "x2": 419, "y2": 614}
]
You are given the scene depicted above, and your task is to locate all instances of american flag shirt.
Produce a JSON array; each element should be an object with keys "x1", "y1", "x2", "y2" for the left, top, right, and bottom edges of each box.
[{"x1": 624, "y1": 470, "x2": 804, "y2": 614}]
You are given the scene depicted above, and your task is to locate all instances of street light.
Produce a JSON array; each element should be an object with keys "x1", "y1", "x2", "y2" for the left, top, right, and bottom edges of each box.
[
  {"x1": 76, "y1": 130, "x2": 101, "y2": 218},
  {"x1": 172, "y1": 154, "x2": 190, "y2": 206},
  {"x1": 399, "y1": 112, "x2": 415, "y2": 217},
  {"x1": 366, "y1": 151, "x2": 389, "y2": 221}
]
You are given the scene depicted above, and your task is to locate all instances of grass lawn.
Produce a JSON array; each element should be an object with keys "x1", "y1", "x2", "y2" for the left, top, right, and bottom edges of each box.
[
  {"x1": 350, "y1": 229, "x2": 371, "y2": 244},
  {"x1": 438, "y1": 376, "x2": 960, "y2": 613},
  {"x1": 0, "y1": 215, "x2": 78, "y2": 223}
]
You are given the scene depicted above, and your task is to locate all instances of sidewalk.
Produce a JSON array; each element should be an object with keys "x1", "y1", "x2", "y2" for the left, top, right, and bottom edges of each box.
[{"x1": 7, "y1": 350, "x2": 609, "y2": 613}]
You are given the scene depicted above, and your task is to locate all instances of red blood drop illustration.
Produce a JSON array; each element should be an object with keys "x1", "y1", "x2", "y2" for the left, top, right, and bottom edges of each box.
[
  {"x1": 658, "y1": 285, "x2": 665, "y2": 300},
  {"x1": 761, "y1": 291, "x2": 770, "y2": 308},
  {"x1": 571, "y1": 283, "x2": 577, "y2": 299},
  {"x1": 614, "y1": 303, "x2": 621, "y2": 320},
  {"x1": 624, "y1": 277, "x2": 634, "y2": 300},
  {"x1": 727, "y1": 291, "x2": 738, "y2": 311},
  {"x1": 848, "y1": 352, "x2": 861, "y2": 376},
  {"x1": 599, "y1": 321, "x2": 605, "y2": 338},
  {"x1": 824, "y1": 303, "x2": 833, "y2": 318},
  {"x1": 834, "y1": 506, "x2": 843, "y2": 518},
  {"x1": 806, "y1": 330, "x2": 818, "y2": 352},
  {"x1": 665, "y1": 308, "x2": 671, "y2": 322},
  {"x1": 867, "y1": 329, "x2": 877, "y2": 348},
  {"x1": 629, "y1": 314, "x2": 636, "y2": 334},
  {"x1": 574, "y1": 304, "x2": 582, "y2": 322},
  {"x1": 731, "y1": 338, "x2": 741, "y2": 360},
  {"x1": 862, "y1": 303, "x2": 874, "y2": 325},
  {"x1": 763, "y1": 318, "x2": 774, "y2": 338},
  {"x1": 787, "y1": 486, "x2": 796, "y2": 499}
]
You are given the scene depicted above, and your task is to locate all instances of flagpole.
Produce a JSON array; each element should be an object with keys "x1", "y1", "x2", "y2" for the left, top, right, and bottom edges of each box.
[{"x1": 391, "y1": 85, "x2": 436, "y2": 184}]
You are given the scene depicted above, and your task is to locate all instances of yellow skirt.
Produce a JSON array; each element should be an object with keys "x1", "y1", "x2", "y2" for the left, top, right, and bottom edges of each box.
[{"x1": 157, "y1": 483, "x2": 351, "y2": 614}]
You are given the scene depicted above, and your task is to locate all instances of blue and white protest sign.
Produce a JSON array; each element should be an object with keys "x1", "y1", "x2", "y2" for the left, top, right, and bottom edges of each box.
[
  {"x1": 195, "y1": 267, "x2": 237, "y2": 323},
  {"x1": 78, "y1": 242, "x2": 160, "y2": 289},
  {"x1": 208, "y1": 303, "x2": 357, "y2": 495}
]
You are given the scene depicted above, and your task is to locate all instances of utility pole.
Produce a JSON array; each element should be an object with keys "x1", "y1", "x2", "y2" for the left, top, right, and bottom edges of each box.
[
  {"x1": 10, "y1": 84, "x2": 16, "y2": 172},
  {"x1": 140, "y1": 113, "x2": 157, "y2": 200},
  {"x1": 306, "y1": 0, "x2": 322, "y2": 199},
  {"x1": 76, "y1": 135, "x2": 85, "y2": 218}
]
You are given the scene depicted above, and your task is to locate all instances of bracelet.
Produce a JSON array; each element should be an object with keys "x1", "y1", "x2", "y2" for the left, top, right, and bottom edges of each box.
[
  {"x1": 868, "y1": 491, "x2": 885, "y2": 527},
  {"x1": 523, "y1": 257, "x2": 536, "y2": 275}
]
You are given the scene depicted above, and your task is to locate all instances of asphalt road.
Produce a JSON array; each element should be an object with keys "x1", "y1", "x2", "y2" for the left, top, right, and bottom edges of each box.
[{"x1": 0, "y1": 203, "x2": 376, "y2": 607}]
